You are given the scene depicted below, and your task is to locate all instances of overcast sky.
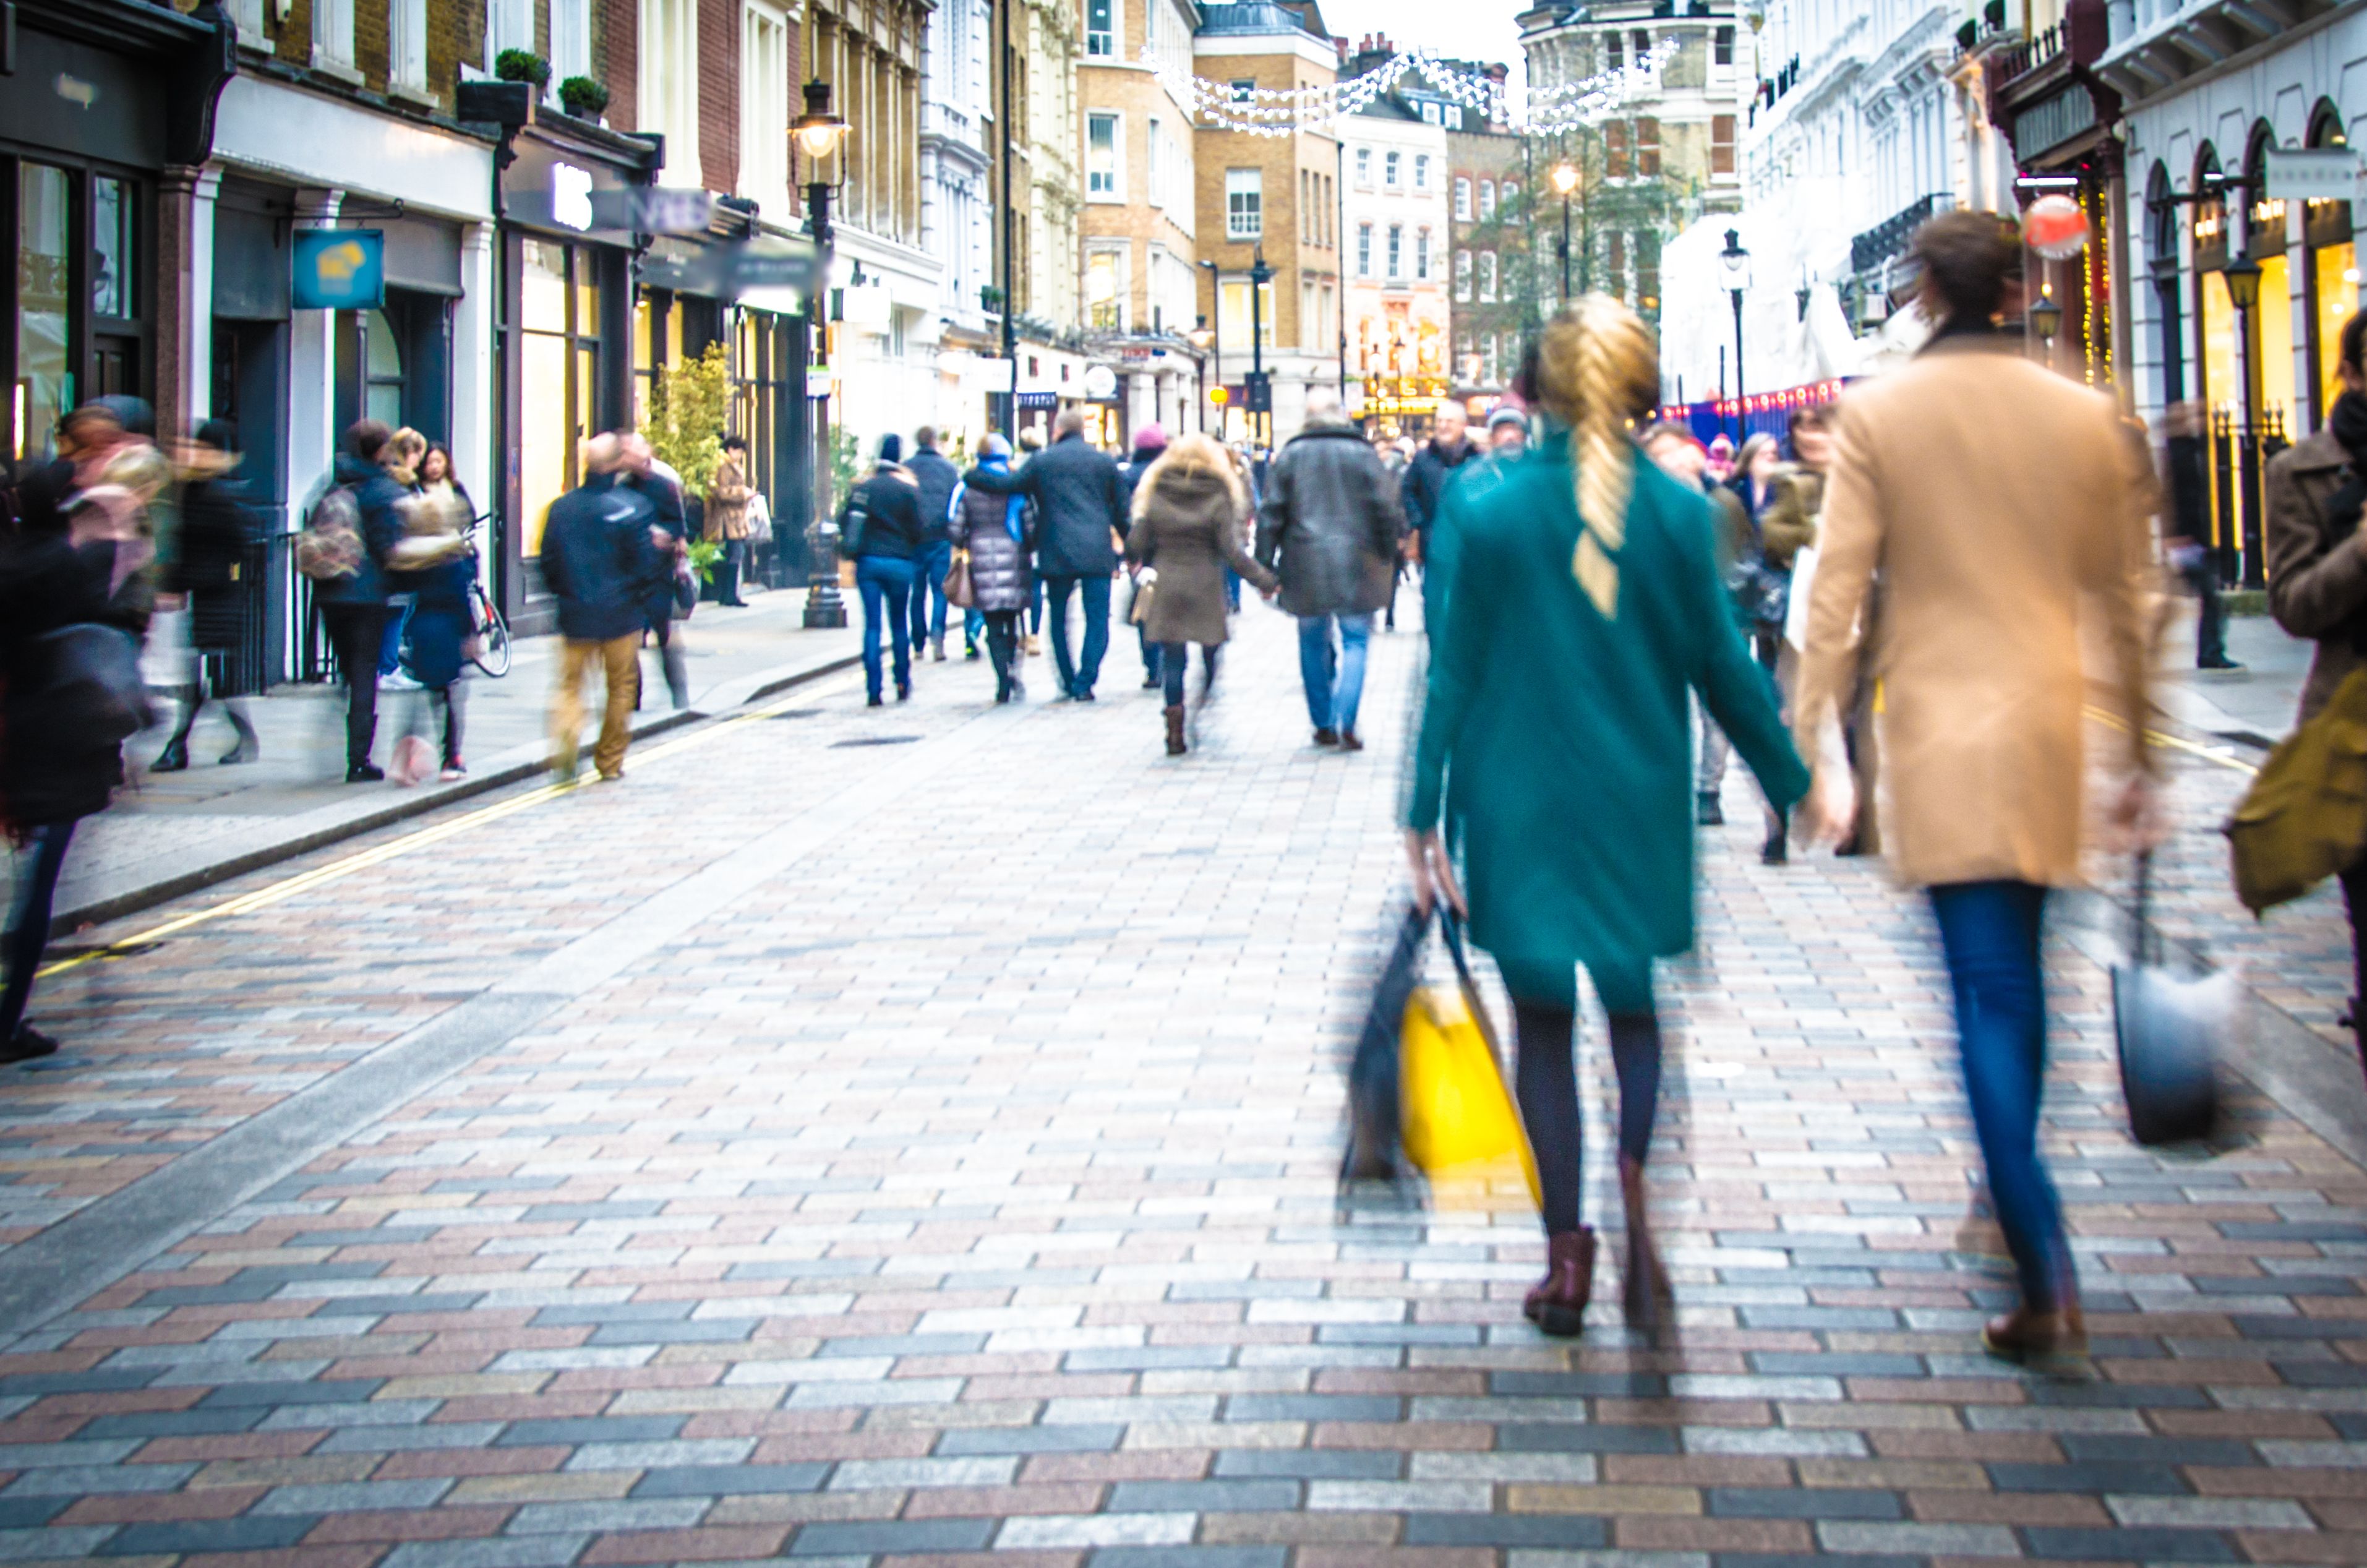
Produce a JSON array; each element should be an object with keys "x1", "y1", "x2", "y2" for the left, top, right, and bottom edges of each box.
[{"x1": 1316, "y1": 0, "x2": 1528, "y2": 85}]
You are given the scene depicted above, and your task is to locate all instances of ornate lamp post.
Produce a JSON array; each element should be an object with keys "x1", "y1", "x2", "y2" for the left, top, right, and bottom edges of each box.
[
  {"x1": 1719, "y1": 228, "x2": 1751, "y2": 447},
  {"x1": 1188, "y1": 320, "x2": 1215, "y2": 434},
  {"x1": 791, "y1": 80, "x2": 849, "y2": 629},
  {"x1": 1552, "y1": 161, "x2": 1579, "y2": 301}
]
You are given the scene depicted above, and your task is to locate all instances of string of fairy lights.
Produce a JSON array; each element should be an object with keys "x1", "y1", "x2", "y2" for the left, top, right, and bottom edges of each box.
[{"x1": 1143, "y1": 43, "x2": 1678, "y2": 139}]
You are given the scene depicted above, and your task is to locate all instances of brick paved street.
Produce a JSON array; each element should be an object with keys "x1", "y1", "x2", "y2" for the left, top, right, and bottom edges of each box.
[{"x1": 1, "y1": 602, "x2": 2365, "y2": 1567}]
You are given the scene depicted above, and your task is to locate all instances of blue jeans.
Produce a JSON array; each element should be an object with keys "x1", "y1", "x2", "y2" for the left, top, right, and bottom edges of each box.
[
  {"x1": 909, "y1": 541, "x2": 952, "y2": 649},
  {"x1": 1928, "y1": 880, "x2": 2070, "y2": 1310},
  {"x1": 964, "y1": 607, "x2": 985, "y2": 653},
  {"x1": 1042, "y1": 573, "x2": 1112, "y2": 697},
  {"x1": 379, "y1": 596, "x2": 413, "y2": 676},
  {"x1": 2, "y1": 820, "x2": 75, "y2": 1040},
  {"x1": 1296, "y1": 613, "x2": 1373, "y2": 733},
  {"x1": 855, "y1": 555, "x2": 917, "y2": 699}
]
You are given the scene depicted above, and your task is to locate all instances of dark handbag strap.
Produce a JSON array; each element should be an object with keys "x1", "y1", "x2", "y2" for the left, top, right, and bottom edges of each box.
[
  {"x1": 1436, "y1": 907, "x2": 1503, "y2": 1053},
  {"x1": 2131, "y1": 850, "x2": 2155, "y2": 966}
]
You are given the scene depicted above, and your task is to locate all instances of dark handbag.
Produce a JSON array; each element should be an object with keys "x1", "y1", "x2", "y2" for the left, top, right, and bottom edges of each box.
[
  {"x1": 2111, "y1": 852, "x2": 2227, "y2": 1147},
  {"x1": 837, "y1": 493, "x2": 871, "y2": 560},
  {"x1": 944, "y1": 549, "x2": 976, "y2": 610},
  {"x1": 1340, "y1": 905, "x2": 1431, "y2": 1189},
  {"x1": 35, "y1": 623, "x2": 154, "y2": 746}
]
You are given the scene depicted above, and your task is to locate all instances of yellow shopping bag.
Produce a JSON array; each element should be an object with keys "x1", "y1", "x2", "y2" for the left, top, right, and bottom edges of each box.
[{"x1": 1398, "y1": 915, "x2": 1541, "y2": 1210}]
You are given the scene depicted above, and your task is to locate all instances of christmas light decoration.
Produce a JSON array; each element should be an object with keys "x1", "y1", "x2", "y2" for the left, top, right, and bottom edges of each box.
[{"x1": 1142, "y1": 43, "x2": 1676, "y2": 139}]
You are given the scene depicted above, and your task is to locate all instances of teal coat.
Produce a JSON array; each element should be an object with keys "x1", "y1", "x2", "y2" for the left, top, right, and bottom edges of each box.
[{"x1": 1408, "y1": 432, "x2": 1809, "y2": 976}]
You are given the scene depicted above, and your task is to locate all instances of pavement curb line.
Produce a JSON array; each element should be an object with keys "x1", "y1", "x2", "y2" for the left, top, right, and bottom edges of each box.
[{"x1": 46, "y1": 653, "x2": 862, "y2": 938}]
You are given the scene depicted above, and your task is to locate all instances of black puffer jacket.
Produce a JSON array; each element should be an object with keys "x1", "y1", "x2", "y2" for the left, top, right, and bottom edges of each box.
[
  {"x1": 961, "y1": 432, "x2": 1129, "y2": 576},
  {"x1": 1255, "y1": 424, "x2": 1406, "y2": 618},
  {"x1": 0, "y1": 533, "x2": 150, "y2": 827},
  {"x1": 948, "y1": 469, "x2": 1036, "y2": 614}
]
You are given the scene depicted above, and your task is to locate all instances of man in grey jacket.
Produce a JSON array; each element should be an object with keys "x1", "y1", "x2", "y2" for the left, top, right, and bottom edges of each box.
[{"x1": 1256, "y1": 390, "x2": 1406, "y2": 751}]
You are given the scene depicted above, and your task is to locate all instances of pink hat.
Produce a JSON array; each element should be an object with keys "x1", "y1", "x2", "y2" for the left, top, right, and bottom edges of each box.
[{"x1": 1131, "y1": 422, "x2": 1169, "y2": 453}]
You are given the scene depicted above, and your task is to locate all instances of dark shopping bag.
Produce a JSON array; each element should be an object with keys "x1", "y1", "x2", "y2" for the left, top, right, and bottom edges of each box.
[
  {"x1": 2110, "y1": 852, "x2": 2227, "y2": 1147},
  {"x1": 1340, "y1": 905, "x2": 1429, "y2": 1186}
]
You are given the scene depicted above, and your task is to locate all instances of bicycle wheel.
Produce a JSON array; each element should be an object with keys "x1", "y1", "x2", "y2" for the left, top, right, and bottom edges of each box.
[{"x1": 470, "y1": 596, "x2": 513, "y2": 677}]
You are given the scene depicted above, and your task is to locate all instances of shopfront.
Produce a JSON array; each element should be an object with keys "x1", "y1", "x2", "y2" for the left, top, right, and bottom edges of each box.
[
  {"x1": 2, "y1": 0, "x2": 231, "y2": 463},
  {"x1": 2303, "y1": 104, "x2": 2356, "y2": 428},
  {"x1": 499, "y1": 121, "x2": 656, "y2": 628}
]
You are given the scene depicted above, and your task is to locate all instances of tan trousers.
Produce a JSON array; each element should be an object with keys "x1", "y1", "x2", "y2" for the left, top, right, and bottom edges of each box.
[{"x1": 552, "y1": 634, "x2": 640, "y2": 779}]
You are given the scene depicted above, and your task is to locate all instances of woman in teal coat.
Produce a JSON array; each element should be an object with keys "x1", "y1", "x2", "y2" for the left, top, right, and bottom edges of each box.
[{"x1": 1406, "y1": 296, "x2": 1809, "y2": 1336}]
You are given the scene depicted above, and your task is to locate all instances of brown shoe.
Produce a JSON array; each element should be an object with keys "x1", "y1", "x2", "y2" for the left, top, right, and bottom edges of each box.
[
  {"x1": 1523, "y1": 1228, "x2": 1596, "y2": 1338},
  {"x1": 1619, "y1": 1155, "x2": 1672, "y2": 1334},
  {"x1": 1982, "y1": 1301, "x2": 2087, "y2": 1364},
  {"x1": 1163, "y1": 703, "x2": 1188, "y2": 756},
  {"x1": 1338, "y1": 728, "x2": 1363, "y2": 753}
]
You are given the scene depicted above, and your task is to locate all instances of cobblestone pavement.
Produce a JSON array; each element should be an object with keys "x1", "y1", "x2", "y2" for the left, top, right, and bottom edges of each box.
[{"x1": 0, "y1": 602, "x2": 2363, "y2": 1567}]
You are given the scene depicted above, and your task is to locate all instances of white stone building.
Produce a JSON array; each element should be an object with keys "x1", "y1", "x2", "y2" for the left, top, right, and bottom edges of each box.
[
  {"x1": 1340, "y1": 69, "x2": 1454, "y2": 432},
  {"x1": 922, "y1": 0, "x2": 1002, "y2": 450}
]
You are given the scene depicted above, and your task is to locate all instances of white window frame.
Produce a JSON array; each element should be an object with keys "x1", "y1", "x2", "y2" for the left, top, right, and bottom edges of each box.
[
  {"x1": 1356, "y1": 222, "x2": 1372, "y2": 278},
  {"x1": 1355, "y1": 147, "x2": 1372, "y2": 187},
  {"x1": 1414, "y1": 154, "x2": 1429, "y2": 191},
  {"x1": 639, "y1": 0, "x2": 705, "y2": 189},
  {"x1": 1479, "y1": 180, "x2": 1496, "y2": 220},
  {"x1": 550, "y1": 0, "x2": 592, "y2": 93},
  {"x1": 1386, "y1": 224, "x2": 1402, "y2": 279},
  {"x1": 312, "y1": 0, "x2": 356, "y2": 74},
  {"x1": 1385, "y1": 150, "x2": 1400, "y2": 189},
  {"x1": 1086, "y1": 244, "x2": 1129, "y2": 331},
  {"x1": 1416, "y1": 228, "x2": 1430, "y2": 280},
  {"x1": 487, "y1": 0, "x2": 531, "y2": 69},
  {"x1": 1479, "y1": 251, "x2": 1497, "y2": 302},
  {"x1": 1453, "y1": 178, "x2": 1471, "y2": 220},
  {"x1": 1088, "y1": 112, "x2": 1123, "y2": 200},
  {"x1": 1225, "y1": 168, "x2": 1261, "y2": 240},
  {"x1": 739, "y1": 1, "x2": 792, "y2": 219},
  {"x1": 1085, "y1": 0, "x2": 1118, "y2": 58},
  {"x1": 388, "y1": 0, "x2": 429, "y2": 95},
  {"x1": 1453, "y1": 249, "x2": 1471, "y2": 302}
]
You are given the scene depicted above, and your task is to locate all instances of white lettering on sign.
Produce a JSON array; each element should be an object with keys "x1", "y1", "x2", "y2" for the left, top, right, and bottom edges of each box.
[
  {"x1": 551, "y1": 163, "x2": 594, "y2": 232},
  {"x1": 2266, "y1": 148, "x2": 2361, "y2": 203}
]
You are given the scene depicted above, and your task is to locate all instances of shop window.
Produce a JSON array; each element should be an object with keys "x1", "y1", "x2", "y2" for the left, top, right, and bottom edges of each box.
[
  {"x1": 14, "y1": 164, "x2": 72, "y2": 461},
  {"x1": 92, "y1": 178, "x2": 134, "y2": 320},
  {"x1": 517, "y1": 238, "x2": 604, "y2": 555}
]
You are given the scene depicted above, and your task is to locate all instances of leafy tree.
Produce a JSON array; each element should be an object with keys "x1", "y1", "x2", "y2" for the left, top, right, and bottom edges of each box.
[{"x1": 648, "y1": 343, "x2": 729, "y2": 498}]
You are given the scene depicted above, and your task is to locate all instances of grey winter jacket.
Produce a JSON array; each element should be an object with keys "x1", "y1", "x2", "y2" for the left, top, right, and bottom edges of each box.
[
  {"x1": 961, "y1": 432, "x2": 1129, "y2": 576},
  {"x1": 948, "y1": 471, "x2": 1037, "y2": 614},
  {"x1": 1254, "y1": 424, "x2": 1406, "y2": 618}
]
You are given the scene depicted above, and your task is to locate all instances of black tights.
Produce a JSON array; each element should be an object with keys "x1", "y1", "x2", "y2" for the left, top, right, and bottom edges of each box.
[{"x1": 1502, "y1": 959, "x2": 1662, "y2": 1236}]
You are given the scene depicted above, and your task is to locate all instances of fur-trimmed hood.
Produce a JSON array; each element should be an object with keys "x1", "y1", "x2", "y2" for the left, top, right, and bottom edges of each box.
[{"x1": 1131, "y1": 432, "x2": 1246, "y2": 525}]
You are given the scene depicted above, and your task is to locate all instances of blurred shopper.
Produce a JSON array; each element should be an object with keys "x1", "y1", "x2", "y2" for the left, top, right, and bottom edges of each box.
[
  {"x1": 842, "y1": 434, "x2": 927, "y2": 706},
  {"x1": 2167, "y1": 401, "x2": 2239, "y2": 670},
  {"x1": 14, "y1": 405, "x2": 134, "y2": 541},
  {"x1": 542, "y1": 435, "x2": 664, "y2": 782},
  {"x1": 386, "y1": 474, "x2": 477, "y2": 781},
  {"x1": 154, "y1": 421, "x2": 261, "y2": 770},
  {"x1": 1407, "y1": 296, "x2": 1807, "y2": 1337},
  {"x1": 1754, "y1": 414, "x2": 1834, "y2": 862},
  {"x1": 1126, "y1": 433, "x2": 1279, "y2": 755},
  {"x1": 948, "y1": 434, "x2": 1037, "y2": 703},
  {"x1": 1705, "y1": 433, "x2": 1736, "y2": 486},
  {"x1": 905, "y1": 427, "x2": 961, "y2": 658},
  {"x1": 1257, "y1": 389, "x2": 1405, "y2": 752},
  {"x1": 1643, "y1": 422, "x2": 1757, "y2": 826},
  {"x1": 2267, "y1": 309, "x2": 2367, "y2": 1079},
  {"x1": 0, "y1": 440, "x2": 163, "y2": 1060},
  {"x1": 619, "y1": 433, "x2": 691, "y2": 709},
  {"x1": 1122, "y1": 423, "x2": 1170, "y2": 690},
  {"x1": 1727, "y1": 432, "x2": 1783, "y2": 522},
  {"x1": 320, "y1": 421, "x2": 405, "y2": 781},
  {"x1": 419, "y1": 442, "x2": 472, "y2": 515},
  {"x1": 376, "y1": 429, "x2": 429, "y2": 690},
  {"x1": 1222, "y1": 442, "x2": 1259, "y2": 614},
  {"x1": 703, "y1": 435, "x2": 755, "y2": 608},
  {"x1": 962, "y1": 409, "x2": 1130, "y2": 701},
  {"x1": 1794, "y1": 211, "x2": 2156, "y2": 1362},
  {"x1": 1484, "y1": 404, "x2": 1530, "y2": 459},
  {"x1": 1400, "y1": 398, "x2": 1478, "y2": 565},
  {"x1": 1016, "y1": 426, "x2": 1048, "y2": 653}
]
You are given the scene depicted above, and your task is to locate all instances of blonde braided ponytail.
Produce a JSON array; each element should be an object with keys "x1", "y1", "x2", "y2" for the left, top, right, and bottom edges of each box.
[{"x1": 1530, "y1": 294, "x2": 1661, "y2": 619}]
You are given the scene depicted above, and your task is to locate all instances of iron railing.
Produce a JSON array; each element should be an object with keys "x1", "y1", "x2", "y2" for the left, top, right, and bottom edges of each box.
[{"x1": 2207, "y1": 406, "x2": 2288, "y2": 589}]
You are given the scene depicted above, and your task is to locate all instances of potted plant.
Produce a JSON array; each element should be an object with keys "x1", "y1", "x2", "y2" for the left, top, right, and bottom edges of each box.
[
  {"x1": 559, "y1": 76, "x2": 609, "y2": 121},
  {"x1": 494, "y1": 48, "x2": 551, "y2": 88}
]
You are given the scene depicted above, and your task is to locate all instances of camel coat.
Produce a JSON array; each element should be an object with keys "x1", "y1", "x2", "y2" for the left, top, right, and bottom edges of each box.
[{"x1": 1792, "y1": 335, "x2": 2156, "y2": 890}]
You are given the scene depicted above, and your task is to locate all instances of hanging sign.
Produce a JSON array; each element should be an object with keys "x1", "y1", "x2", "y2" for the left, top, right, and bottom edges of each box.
[
  {"x1": 1083, "y1": 365, "x2": 1119, "y2": 400},
  {"x1": 589, "y1": 187, "x2": 718, "y2": 236},
  {"x1": 291, "y1": 229, "x2": 385, "y2": 310},
  {"x1": 2267, "y1": 148, "x2": 2362, "y2": 202}
]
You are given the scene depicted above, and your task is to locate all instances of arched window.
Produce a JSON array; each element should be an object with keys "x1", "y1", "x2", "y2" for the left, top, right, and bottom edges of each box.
[
  {"x1": 2243, "y1": 121, "x2": 2296, "y2": 431},
  {"x1": 2145, "y1": 162, "x2": 2185, "y2": 408},
  {"x1": 2306, "y1": 98, "x2": 2358, "y2": 424}
]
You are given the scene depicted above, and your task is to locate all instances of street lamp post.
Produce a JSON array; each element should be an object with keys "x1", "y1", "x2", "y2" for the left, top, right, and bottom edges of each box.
[
  {"x1": 792, "y1": 79, "x2": 849, "y2": 629},
  {"x1": 1188, "y1": 319, "x2": 1215, "y2": 433},
  {"x1": 1552, "y1": 162, "x2": 1579, "y2": 302},
  {"x1": 2223, "y1": 251, "x2": 2266, "y2": 586},
  {"x1": 1719, "y1": 228, "x2": 1750, "y2": 448},
  {"x1": 1199, "y1": 258, "x2": 1222, "y2": 438},
  {"x1": 1249, "y1": 247, "x2": 1272, "y2": 448}
]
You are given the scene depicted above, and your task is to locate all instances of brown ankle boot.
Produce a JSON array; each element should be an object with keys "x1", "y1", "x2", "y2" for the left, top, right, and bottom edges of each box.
[
  {"x1": 1523, "y1": 1228, "x2": 1596, "y2": 1337},
  {"x1": 1620, "y1": 1156, "x2": 1672, "y2": 1333},
  {"x1": 1163, "y1": 704, "x2": 1187, "y2": 756},
  {"x1": 1983, "y1": 1281, "x2": 2086, "y2": 1364}
]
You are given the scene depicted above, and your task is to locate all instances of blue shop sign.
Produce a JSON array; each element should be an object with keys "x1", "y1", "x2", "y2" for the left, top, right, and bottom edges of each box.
[{"x1": 293, "y1": 229, "x2": 385, "y2": 310}]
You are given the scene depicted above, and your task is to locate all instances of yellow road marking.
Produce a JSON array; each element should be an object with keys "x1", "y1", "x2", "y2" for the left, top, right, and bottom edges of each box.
[
  {"x1": 2084, "y1": 705, "x2": 2259, "y2": 776},
  {"x1": 35, "y1": 683, "x2": 837, "y2": 980}
]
